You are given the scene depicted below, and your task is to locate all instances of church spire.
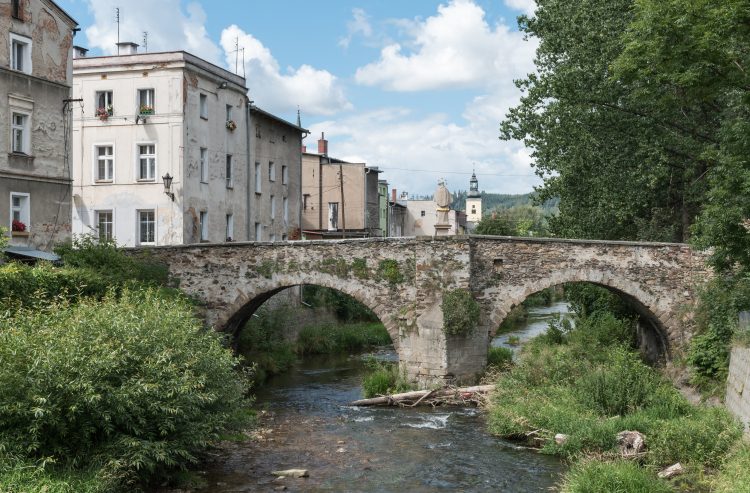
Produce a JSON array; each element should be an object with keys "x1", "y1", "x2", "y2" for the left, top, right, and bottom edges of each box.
[
  {"x1": 468, "y1": 166, "x2": 480, "y2": 198},
  {"x1": 296, "y1": 106, "x2": 301, "y2": 127}
]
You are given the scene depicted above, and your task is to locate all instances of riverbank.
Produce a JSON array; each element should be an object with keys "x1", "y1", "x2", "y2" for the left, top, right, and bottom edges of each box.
[{"x1": 486, "y1": 311, "x2": 749, "y2": 492}]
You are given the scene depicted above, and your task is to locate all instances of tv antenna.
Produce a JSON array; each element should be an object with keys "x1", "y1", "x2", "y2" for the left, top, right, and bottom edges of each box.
[
  {"x1": 227, "y1": 39, "x2": 245, "y2": 78},
  {"x1": 112, "y1": 7, "x2": 122, "y2": 54},
  {"x1": 142, "y1": 31, "x2": 148, "y2": 53}
]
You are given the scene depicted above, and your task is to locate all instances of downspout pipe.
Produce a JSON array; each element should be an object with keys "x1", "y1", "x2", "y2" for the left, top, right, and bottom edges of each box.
[
  {"x1": 247, "y1": 103, "x2": 252, "y2": 240},
  {"x1": 299, "y1": 129, "x2": 307, "y2": 238},
  {"x1": 364, "y1": 167, "x2": 372, "y2": 235}
]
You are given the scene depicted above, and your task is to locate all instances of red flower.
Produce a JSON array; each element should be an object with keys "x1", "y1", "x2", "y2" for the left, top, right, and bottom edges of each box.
[{"x1": 12, "y1": 220, "x2": 26, "y2": 232}]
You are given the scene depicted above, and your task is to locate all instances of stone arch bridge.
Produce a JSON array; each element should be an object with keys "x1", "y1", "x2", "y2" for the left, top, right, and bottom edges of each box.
[{"x1": 137, "y1": 236, "x2": 709, "y2": 385}]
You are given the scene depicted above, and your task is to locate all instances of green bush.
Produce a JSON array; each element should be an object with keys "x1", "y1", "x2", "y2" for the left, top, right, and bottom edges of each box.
[
  {"x1": 0, "y1": 289, "x2": 252, "y2": 478},
  {"x1": 361, "y1": 356, "x2": 416, "y2": 399},
  {"x1": 560, "y1": 460, "x2": 671, "y2": 493},
  {"x1": 302, "y1": 285, "x2": 379, "y2": 322},
  {"x1": 297, "y1": 322, "x2": 391, "y2": 354},
  {"x1": 487, "y1": 345, "x2": 513, "y2": 370},
  {"x1": 565, "y1": 282, "x2": 637, "y2": 321},
  {"x1": 441, "y1": 289, "x2": 482, "y2": 336},
  {"x1": 0, "y1": 461, "x2": 110, "y2": 493}
]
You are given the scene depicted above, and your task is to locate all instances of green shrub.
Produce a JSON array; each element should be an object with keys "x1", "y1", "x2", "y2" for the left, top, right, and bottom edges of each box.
[
  {"x1": 711, "y1": 440, "x2": 750, "y2": 492},
  {"x1": 0, "y1": 289, "x2": 252, "y2": 478},
  {"x1": 376, "y1": 259, "x2": 402, "y2": 285},
  {"x1": 0, "y1": 461, "x2": 110, "y2": 493},
  {"x1": 560, "y1": 460, "x2": 671, "y2": 493},
  {"x1": 361, "y1": 357, "x2": 416, "y2": 398},
  {"x1": 497, "y1": 304, "x2": 528, "y2": 333},
  {"x1": 302, "y1": 285, "x2": 379, "y2": 322},
  {"x1": 537, "y1": 314, "x2": 572, "y2": 345},
  {"x1": 487, "y1": 345, "x2": 513, "y2": 370},
  {"x1": 297, "y1": 322, "x2": 391, "y2": 354},
  {"x1": 441, "y1": 289, "x2": 481, "y2": 336},
  {"x1": 565, "y1": 282, "x2": 637, "y2": 321}
]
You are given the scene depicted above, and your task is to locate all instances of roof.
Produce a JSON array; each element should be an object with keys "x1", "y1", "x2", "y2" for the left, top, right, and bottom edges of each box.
[
  {"x1": 250, "y1": 105, "x2": 309, "y2": 133},
  {"x1": 2, "y1": 247, "x2": 60, "y2": 261},
  {"x1": 43, "y1": 0, "x2": 78, "y2": 29}
]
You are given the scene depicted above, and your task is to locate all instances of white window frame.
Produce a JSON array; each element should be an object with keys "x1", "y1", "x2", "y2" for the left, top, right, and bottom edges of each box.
[
  {"x1": 270, "y1": 195, "x2": 275, "y2": 219},
  {"x1": 9, "y1": 192, "x2": 30, "y2": 230},
  {"x1": 226, "y1": 104, "x2": 233, "y2": 121},
  {"x1": 96, "y1": 210, "x2": 114, "y2": 242},
  {"x1": 199, "y1": 211, "x2": 208, "y2": 241},
  {"x1": 93, "y1": 143, "x2": 115, "y2": 184},
  {"x1": 200, "y1": 148, "x2": 208, "y2": 183},
  {"x1": 137, "y1": 210, "x2": 156, "y2": 245},
  {"x1": 226, "y1": 214, "x2": 233, "y2": 241},
  {"x1": 9, "y1": 33, "x2": 31, "y2": 74},
  {"x1": 137, "y1": 88, "x2": 155, "y2": 112},
  {"x1": 270, "y1": 234, "x2": 276, "y2": 242},
  {"x1": 95, "y1": 91, "x2": 113, "y2": 113},
  {"x1": 269, "y1": 162, "x2": 275, "y2": 182},
  {"x1": 255, "y1": 222, "x2": 261, "y2": 241},
  {"x1": 255, "y1": 162, "x2": 261, "y2": 194},
  {"x1": 10, "y1": 111, "x2": 30, "y2": 155},
  {"x1": 135, "y1": 142, "x2": 157, "y2": 182},
  {"x1": 281, "y1": 165, "x2": 288, "y2": 185},
  {"x1": 226, "y1": 155, "x2": 233, "y2": 188},
  {"x1": 283, "y1": 197, "x2": 288, "y2": 222},
  {"x1": 199, "y1": 93, "x2": 208, "y2": 119}
]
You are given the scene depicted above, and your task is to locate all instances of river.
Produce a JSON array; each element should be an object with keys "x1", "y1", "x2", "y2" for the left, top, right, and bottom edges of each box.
[{"x1": 192, "y1": 302, "x2": 573, "y2": 492}]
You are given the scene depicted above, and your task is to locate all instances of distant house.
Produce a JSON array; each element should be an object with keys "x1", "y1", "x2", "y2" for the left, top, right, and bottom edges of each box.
[
  {"x1": 301, "y1": 133, "x2": 382, "y2": 239},
  {"x1": 1, "y1": 0, "x2": 79, "y2": 254},
  {"x1": 388, "y1": 189, "x2": 406, "y2": 237}
]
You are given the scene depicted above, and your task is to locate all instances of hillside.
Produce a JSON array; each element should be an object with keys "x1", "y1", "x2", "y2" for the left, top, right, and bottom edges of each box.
[{"x1": 451, "y1": 191, "x2": 560, "y2": 217}]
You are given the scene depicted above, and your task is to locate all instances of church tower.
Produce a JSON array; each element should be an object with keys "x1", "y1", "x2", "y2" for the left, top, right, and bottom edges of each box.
[{"x1": 466, "y1": 170, "x2": 482, "y2": 223}]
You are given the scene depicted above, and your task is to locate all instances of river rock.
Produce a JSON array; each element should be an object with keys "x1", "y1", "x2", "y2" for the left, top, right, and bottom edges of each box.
[
  {"x1": 271, "y1": 469, "x2": 309, "y2": 478},
  {"x1": 274, "y1": 487, "x2": 287, "y2": 491},
  {"x1": 658, "y1": 463, "x2": 684, "y2": 479},
  {"x1": 336, "y1": 448, "x2": 346, "y2": 453},
  {"x1": 616, "y1": 430, "x2": 645, "y2": 456},
  {"x1": 555, "y1": 434, "x2": 568, "y2": 445}
]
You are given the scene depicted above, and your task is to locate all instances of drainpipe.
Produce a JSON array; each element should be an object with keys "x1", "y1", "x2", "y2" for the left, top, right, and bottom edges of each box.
[
  {"x1": 364, "y1": 167, "x2": 372, "y2": 235},
  {"x1": 299, "y1": 128, "x2": 307, "y2": 238},
  {"x1": 247, "y1": 103, "x2": 252, "y2": 240}
]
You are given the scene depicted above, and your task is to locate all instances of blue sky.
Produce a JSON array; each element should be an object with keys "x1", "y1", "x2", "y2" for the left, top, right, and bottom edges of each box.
[{"x1": 58, "y1": 0, "x2": 541, "y2": 198}]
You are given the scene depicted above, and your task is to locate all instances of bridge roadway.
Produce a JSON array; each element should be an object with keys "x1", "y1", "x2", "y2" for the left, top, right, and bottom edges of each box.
[{"x1": 133, "y1": 235, "x2": 709, "y2": 385}]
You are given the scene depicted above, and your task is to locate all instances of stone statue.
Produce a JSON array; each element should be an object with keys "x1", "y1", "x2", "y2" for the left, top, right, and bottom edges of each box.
[{"x1": 433, "y1": 181, "x2": 453, "y2": 234}]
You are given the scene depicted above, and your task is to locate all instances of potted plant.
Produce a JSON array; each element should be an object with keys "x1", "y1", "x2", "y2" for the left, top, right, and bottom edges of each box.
[
  {"x1": 140, "y1": 105, "x2": 154, "y2": 115},
  {"x1": 226, "y1": 120, "x2": 237, "y2": 131},
  {"x1": 96, "y1": 104, "x2": 112, "y2": 121},
  {"x1": 11, "y1": 220, "x2": 28, "y2": 237}
]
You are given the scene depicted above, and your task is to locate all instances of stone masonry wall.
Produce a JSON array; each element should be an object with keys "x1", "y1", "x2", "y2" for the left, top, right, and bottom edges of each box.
[{"x1": 726, "y1": 347, "x2": 750, "y2": 433}]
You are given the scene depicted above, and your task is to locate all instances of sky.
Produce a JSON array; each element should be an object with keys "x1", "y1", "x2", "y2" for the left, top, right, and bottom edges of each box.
[{"x1": 57, "y1": 0, "x2": 541, "y2": 197}]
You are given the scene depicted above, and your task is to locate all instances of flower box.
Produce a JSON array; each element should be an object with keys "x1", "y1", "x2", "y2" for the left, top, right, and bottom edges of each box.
[
  {"x1": 140, "y1": 109, "x2": 155, "y2": 115},
  {"x1": 226, "y1": 120, "x2": 237, "y2": 131},
  {"x1": 11, "y1": 231, "x2": 29, "y2": 237}
]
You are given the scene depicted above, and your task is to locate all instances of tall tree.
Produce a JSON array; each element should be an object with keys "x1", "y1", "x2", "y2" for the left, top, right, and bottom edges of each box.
[{"x1": 502, "y1": 0, "x2": 711, "y2": 243}]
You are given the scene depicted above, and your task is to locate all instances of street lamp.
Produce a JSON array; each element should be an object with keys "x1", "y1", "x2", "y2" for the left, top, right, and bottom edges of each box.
[{"x1": 162, "y1": 173, "x2": 175, "y2": 201}]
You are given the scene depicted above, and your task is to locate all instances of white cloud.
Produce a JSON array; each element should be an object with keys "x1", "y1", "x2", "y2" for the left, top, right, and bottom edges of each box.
[
  {"x1": 220, "y1": 25, "x2": 352, "y2": 116},
  {"x1": 338, "y1": 8, "x2": 372, "y2": 49},
  {"x1": 504, "y1": 0, "x2": 537, "y2": 16},
  {"x1": 84, "y1": 0, "x2": 221, "y2": 63},
  {"x1": 354, "y1": 0, "x2": 536, "y2": 92}
]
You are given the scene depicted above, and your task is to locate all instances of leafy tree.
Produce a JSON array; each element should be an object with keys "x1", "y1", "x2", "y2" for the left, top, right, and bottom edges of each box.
[
  {"x1": 501, "y1": 0, "x2": 711, "y2": 243},
  {"x1": 473, "y1": 212, "x2": 514, "y2": 236}
]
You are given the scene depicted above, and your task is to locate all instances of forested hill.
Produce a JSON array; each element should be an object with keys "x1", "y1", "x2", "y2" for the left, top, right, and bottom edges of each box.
[{"x1": 451, "y1": 191, "x2": 560, "y2": 217}]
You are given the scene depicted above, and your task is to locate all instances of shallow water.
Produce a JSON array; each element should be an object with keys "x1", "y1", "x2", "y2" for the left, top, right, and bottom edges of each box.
[
  {"x1": 492, "y1": 301, "x2": 574, "y2": 349},
  {"x1": 188, "y1": 304, "x2": 572, "y2": 492}
]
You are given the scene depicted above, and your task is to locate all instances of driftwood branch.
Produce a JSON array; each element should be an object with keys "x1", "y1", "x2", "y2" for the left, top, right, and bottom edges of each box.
[{"x1": 347, "y1": 385, "x2": 494, "y2": 407}]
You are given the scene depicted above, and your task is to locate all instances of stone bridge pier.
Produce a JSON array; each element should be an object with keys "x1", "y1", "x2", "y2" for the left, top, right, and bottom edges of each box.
[{"x1": 135, "y1": 235, "x2": 709, "y2": 386}]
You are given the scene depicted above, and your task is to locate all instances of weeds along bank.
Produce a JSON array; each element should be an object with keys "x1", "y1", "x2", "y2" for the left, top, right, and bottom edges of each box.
[
  {"x1": 485, "y1": 304, "x2": 748, "y2": 492},
  {"x1": 0, "y1": 234, "x2": 255, "y2": 492},
  {"x1": 497, "y1": 286, "x2": 564, "y2": 333}
]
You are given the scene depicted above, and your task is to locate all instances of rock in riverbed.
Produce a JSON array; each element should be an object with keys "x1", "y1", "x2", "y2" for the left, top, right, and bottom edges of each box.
[
  {"x1": 616, "y1": 430, "x2": 645, "y2": 456},
  {"x1": 658, "y1": 463, "x2": 684, "y2": 479},
  {"x1": 271, "y1": 469, "x2": 309, "y2": 478}
]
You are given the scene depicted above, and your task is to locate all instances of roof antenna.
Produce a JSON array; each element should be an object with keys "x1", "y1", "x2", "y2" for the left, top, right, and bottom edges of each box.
[
  {"x1": 142, "y1": 31, "x2": 148, "y2": 53},
  {"x1": 113, "y1": 7, "x2": 122, "y2": 54}
]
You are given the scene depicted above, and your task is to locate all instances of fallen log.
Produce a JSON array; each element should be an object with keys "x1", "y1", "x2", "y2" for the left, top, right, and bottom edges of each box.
[{"x1": 347, "y1": 385, "x2": 495, "y2": 406}]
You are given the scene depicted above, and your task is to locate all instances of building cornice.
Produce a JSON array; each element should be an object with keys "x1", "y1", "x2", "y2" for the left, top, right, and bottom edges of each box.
[
  {"x1": 0, "y1": 66, "x2": 71, "y2": 90},
  {"x1": 0, "y1": 169, "x2": 72, "y2": 184}
]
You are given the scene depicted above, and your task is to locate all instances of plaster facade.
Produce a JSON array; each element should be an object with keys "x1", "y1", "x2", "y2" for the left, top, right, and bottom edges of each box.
[
  {"x1": 406, "y1": 199, "x2": 460, "y2": 236},
  {"x1": 0, "y1": 0, "x2": 77, "y2": 250},
  {"x1": 466, "y1": 197, "x2": 481, "y2": 223},
  {"x1": 131, "y1": 235, "x2": 707, "y2": 386},
  {"x1": 71, "y1": 51, "x2": 248, "y2": 246}
]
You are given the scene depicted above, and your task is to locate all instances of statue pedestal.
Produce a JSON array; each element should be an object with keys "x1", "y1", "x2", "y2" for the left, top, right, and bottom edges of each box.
[{"x1": 434, "y1": 224, "x2": 452, "y2": 236}]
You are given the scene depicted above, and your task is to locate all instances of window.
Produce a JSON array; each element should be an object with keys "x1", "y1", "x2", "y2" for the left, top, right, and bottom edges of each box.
[
  {"x1": 200, "y1": 148, "x2": 208, "y2": 182},
  {"x1": 255, "y1": 163, "x2": 261, "y2": 193},
  {"x1": 97, "y1": 211, "x2": 113, "y2": 241},
  {"x1": 10, "y1": 34, "x2": 31, "y2": 74},
  {"x1": 283, "y1": 197, "x2": 288, "y2": 222},
  {"x1": 282, "y1": 234, "x2": 288, "y2": 241},
  {"x1": 328, "y1": 202, "x2": 338, "y2": 231},
  {"x1": 139, "y1": 211, "x2": 155, "y2": 244},
  {"x1": 11, "y1": 0, "x2": 20, "y2": 18},
  {"x1": 421, "y1": 211, "x2": 426, "y2": 217},
  {"x1": 226, "y1": 104, "x2": 232, "y2": 121},
  {"x1": 95, "y1": 145, "x2": 114, "y2": 182},
  {"x1": 226, "y1": 214, "x2": 233, "y2": 241},
  {"x1": 282, "y1": 135, "x2": 287, "y2": 142},
  {"x1": 96, "y1": 91, "x2": 113, "y2": 113},
  {"x1": 270, "y1": 195, "x2": 275, "y2": 219},
  {"x1": 281, "y1": 165, "x2": 288, "y2": 185},
  {"x1": 138, "y1": 89, "x2": 154, "y2": 112},
  {"x1": 137, "y1": 144, "x2": 156, "y2": 181},
  {"x1": 10, "y1": 193, "x2": 29, "y2": 229},
  {"x1": 199, "y1": 211, "x2": 208, "y2": 241},
  {"x1": 269, "y1": 162, "x2": 275, "y2": 182},
  {"x1": 11, "y1": 113, "x2": 28, "y2": 154},
  {"x1": 226, "y1": 155, "x2": 233, "y2": 188},
  {"x1": 270, "y1": 234, "x2": 276, "y2": 242},
  {"x1": 199, "y1": 94, "x2": 208, "y2": 119},
  {"x1": 255, "y1": 222, "x2": 261, "y2": 241}
]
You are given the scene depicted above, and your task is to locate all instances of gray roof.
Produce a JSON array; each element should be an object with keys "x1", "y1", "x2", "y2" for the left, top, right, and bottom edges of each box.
[
  {"x1": 3, "y1": 247, "x2": 60, "y2": 261},
  {"x1": 250, "y1": 105, "x2": 309, "y2": 133}
]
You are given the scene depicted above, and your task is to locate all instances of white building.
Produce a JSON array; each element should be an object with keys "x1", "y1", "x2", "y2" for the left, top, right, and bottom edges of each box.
[
  {"x1": 466, "y1": 171, "x2": 482, "y2": 224},
  {"x1": 71, "y1": 49, "x2": 249, "y2": 246},
  {"x1": 404, "y1": 198, "x2": 462, "y2": 236}
]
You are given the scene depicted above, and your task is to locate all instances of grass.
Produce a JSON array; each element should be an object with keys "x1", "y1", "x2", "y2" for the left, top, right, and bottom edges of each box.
[
  {"x1": 507, "y1": 335, "x2": 521, "y2": 346},
  {"x1": 361, "y1": 356, "x2": 418, "y2": 398},
  {"x1": 487, "y1": 345, "x2": 514, "y2": 370},
  {"x1": 560, "y1": 460, "x2": 672, "y2": 493},
  {"x1": 710, "y1": 440, "x2": 750, "y2": 492},
  {"x1": 0, "y1": 462, "x2": 113, "y2": 493}
]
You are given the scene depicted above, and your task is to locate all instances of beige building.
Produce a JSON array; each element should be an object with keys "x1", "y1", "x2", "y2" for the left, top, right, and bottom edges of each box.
[
  {"x1": 1, "y1": 0, "x2": 78, "y2": 254},
  {"x1": 403, "y1": 193, "x2": 465, "y2": 236},
  {"x1": 301, "y1": 133, "x2": 382, "y2": 239},
  {"x1": 71, "y1": 48, "x2": 307, "y2": 246},
  {"x1": 466, "y1": 171, "x2": 482, "y2": 224}
]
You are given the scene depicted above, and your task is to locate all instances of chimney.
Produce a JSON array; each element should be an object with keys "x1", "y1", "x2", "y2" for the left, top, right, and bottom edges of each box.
[
  {"x1": 116, "y1": 42, "x2": 139, "y2": 55},
  {"x1": 318, "y1": 132, "x2": 328, "y2": 155},
  {"x1": 392, "y1": 189, "x2": 396, "y2": 201},
  {"x1": 73, "y1": 46, "x2": 88, "y2": 58},
  {"x1": 302, "y1": 145, "x2": 306, "y2": 153}
]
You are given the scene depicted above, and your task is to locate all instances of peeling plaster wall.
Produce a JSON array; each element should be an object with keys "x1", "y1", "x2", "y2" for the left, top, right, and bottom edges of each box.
[{"x1": 0, "y1": 0, "x2": 76, "y2": 250}]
